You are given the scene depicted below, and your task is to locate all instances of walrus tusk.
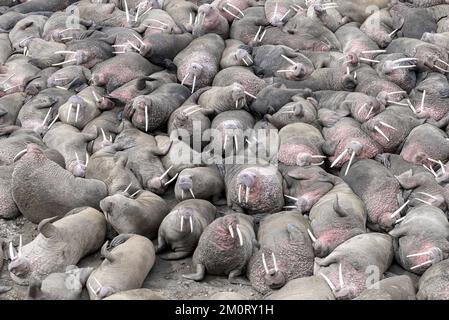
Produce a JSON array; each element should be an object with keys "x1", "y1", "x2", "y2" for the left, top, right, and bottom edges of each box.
[
  {"x1": 338, "y1": 263, "x2": 344, "y2": 289},
  {"x1": 420, "y1": 90, "x2": 426, "y2": 111},
  {"x1": 124, "y1": 0, "x2": 130, "y2": 22},
  {"x1": 238, "y1": 184, "x2": 242, "y2": 203},
  {"x1": 365, "y1": 105, "x2": 374, "y2": 119},
  {"x1": 141, "y1": 6, "x2": 152, "y2": 16},
  {"x1": 418, "y1": 192, "x2": 439, "y2": 200},
  {"x1": 92, "y1": 90, "x2": 101, "y2": 102},
  {"x1": 42, "y1": 107, "x2": 53, "y2": 126},
  {"x1": 390, "y1": 200, "x2": 410, "y2": 218},
  {"x1": 414, "y1": 198, "x2": 432, "y2": 206},
  {"x1": 258, "y1": 29, "x2": 267, "y2": 42},
  {"x1": 9, "y1": 242, "x2": 16, "y2": 260},
  {"x1": 244, "y1": 91, "x2": 257, "y2": 99},
  {"x1": 262, "y1": 253, "x2": 269, "y2": 274},
  {"x1": 13, "y1": 149, "x2": 27, "y2": 162},
  {"x1": 101, "y1": 128, "x2": 107, "y2": 141},
  {"x1": 280, "y1": 9, "x2": 290, "y2": 21},
  {"x1": 361, "y1": 50, "x2": 385, "y2": 54},
  {"x1": 130, "y1": 190, "x2": 141, "y2": 198},
  {"x1": 52, "y1": 59, "x2": 77, "y2": 66},
  {"x1": 145, "y1": 104, "x2": 149, "y2": 132},
  {"x1": 226, "y1": 3, "x2": 244, "y2": 17},
  {"x1": 245, "y1": 186, "x2": 250, "y2": 203},
  {"x1": 307, "y1": 228, "x2": 317, "y2": 243},
  {"x1": 48, "y1": 114, "x2": 59, "y2": 129},
  {"x1": 85, "y1": 152, "x2": 89, "y2": 166},
  {"x1": 75, "y1": 104, "x2": 80, "y2": 124},
  {"x1": 180, "y1": 216, "x2": 184, "y2": 232},
  {"x1": 271, "y1": 253, "x2": 278, "y2": 272},
  {"x1": 132, "y1": 34, "x2": 146, "y2": 47},
  {"x1": 234, "y1": 135, "x2": 238, "y2": 153},
  {"x1": 181, "y1": 73, "x2": 190, "y2": 86},
  {"x1": 359, "y1": 57, "x2": 379, "y2": 64},
  {"x1": 189, "y1": 188, "x2": 195, "y2": 199},
  {"x1": 54, "y1": 50, "x2": 76, "y2": 55},
  {"x1": 254, "y1": 26, "x2": 262, "y2": 42},
  {"x1": 164, "y1": 173, "x2": 179, "y2": 186},
  {"x1": 284, "y1": 195, "x2": 298, "y2": 201},
  {"x1": 75, "y1": 152, "x2": 80, "y2": 164},
  {"x1": 379, "y1": 121, "x2": 397, "y2": 131},
  {"x1": 190, "y1": 216, "x2": 194, "y2": 233},
  {"x1": 223, "y1": 7, "x2": 241, "y2": 20},
  {"x1": 127, "y1": 40, "x2": 141, "y2": 53},
  {"x1": 344, "y1": 150, "x2": 355, "y2": 176},
  {"x1": 319, "y1": 272, "x2": 336, "y2": 292},
  {"x1": 374, "y1": 125, "x2": 389, "y2": 142},
  {"x1": 67, "y1": 104, "x2": 72, "y2": 123},
  {"x1": 410, "y1": 260, "x2": 432, "y2": 270},
  {"x1": 181, "y1": 189, "x2": 184, "y2": 200},
  {"x1": 407, "y1": 251, "x2": 432, "y2": 258},
  {"x1": 191, "y1": 75, "x2": 196, "y2": 93},
  {"x1": 123, "y1": 183, "x2": 132, "y2": 194},
  {"x1": 228, "y1": 225, "x2": 234, "y2": 238},
  {"x1": 160, "y1": 166, "x2": 173, "y2": 181},
  {"x1": 236, "y1": 224, "x2": 243, "y2": 246},
  {"x1": 330, "y1": 148, "x2": 348, "y2": 168}
]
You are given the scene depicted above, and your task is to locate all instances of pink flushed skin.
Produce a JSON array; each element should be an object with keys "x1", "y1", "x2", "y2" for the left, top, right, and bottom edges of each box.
[
  {"x1": 390, "y1": 205, "x2": 449, "y2": 275},
  {"x1": 314, "y1": 233, "x2": 394, "y2": 300},
  {"x1": 322, "y1": 118, "x2": 383, "y2": 168},
  {"x1": 247, "y1": 212, "x2": 314, "y2": 294},
  {"x1": 264, "y1": 0, "x2": 296, "y2": 27},
  {"x1": 362, "y1": 105, "x2": 423, "y2": 153},
  {"x1": 355, "y1": 66, "x2": 408, "y2": 101},
  {"x1": 278, "y1": 123, "x2": 325, "y2": 166},
  {"x1": 0, "y1": 57, "x2": 41, "y2": 98},
  {"x1": 417, "y1": 259, "x2": 449, "y2": 300},
  {"x1": 400, "y1": 124, "x2": 449, "y2": 168},
  {"x1": 309, "y1": 181, "x2": 367, "y2": 258},
  {"x1": 192, "y1": 4, "x2": 229, "y2": 39},
  {"x1": 376, "y1": 53, "x2": 417, "y2": 92},
  {"x1": 212, "y1": 0, "x2": 249, "y2": 23},
  {"x1": 341, "y1": 159, "x2": 403, "y2": 232}
]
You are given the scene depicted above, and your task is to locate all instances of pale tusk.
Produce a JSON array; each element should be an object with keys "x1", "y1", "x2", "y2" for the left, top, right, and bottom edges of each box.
[
  {"x1": 319, "y1": 272, "x2": 336, "y2": 292},
  {"x1": 190, "y1": 216, "x2": 194, "y2": 233},
  {"x1": 338, "y1": 263, "x2": 344, "y2": 289},
  {"x1": 164, "y1": 173, "x2": 179, "y2": 186},
  {"x1": 189, "y1": 188, "x2": 195, "y2": 199},
  {"x1": 410, "y1": 260, "x2": 432, "y2": 270},
  {"x1": 262, "y1": 253, "x2": 269, "y2": 274},
  {"x1": 236, "y1": 224, "x2": 243, "y2": 246},
  {"x1": 307, "y1": 228, "x2": 317, "y2": 243},
  {"x1": 272, "y1": 252, "x2": 278, "y2": 272},
  {"x1": 330, "y1": 148, "x2": 348, "y2": 168},
  {"x1": 42, "y1": 107, "x2": 53, "y2": 126},
  {"x1": 344, "y1": 151, "x2": 355, "y2": 176},
  {"x1": 228, "y1": 225, "x2": 235, "y2": 238},
  {"x1": 160, "y1": 166, "x2": 173, "y2": 181},
  {"x1": 284, "y1": 195, "x2": 298, "y2": 201},
  {"x1": 390, "y1": 200, "x2": 410, "y2": 218},
  {"x1": 374, "y1": 125, "x2": 390, "y2": 142}
]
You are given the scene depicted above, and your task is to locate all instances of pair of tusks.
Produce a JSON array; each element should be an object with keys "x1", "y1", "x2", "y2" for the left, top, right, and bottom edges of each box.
[
  {"x1": 182, "y1": 104, "x2": 201, "y2": 117},
  {"x1": 431, "y1": 57, "x2": 449, "y2": 73},
  {"x1": 414, "y1": 191, "x2": 440, "y2": 206},
  {"x1": 407, "y1": 248, "x2": 441, "y2": 270},
  {"x1": 345, "y1": 67, "x2": 357, "y2": 80},
  {"x1": 181, "y1": 188, "x2": 195, "y2": 199},
  {"x1": 373, "y1": 121, "x2": 397, "y2": 142},
  {"x1": 423, "y1": 163, "x2": 438, "y2": 178},
  {"x1": 228, "y1": 224, "x2": 244, "y2": 246},
  {"x1": 9, "y1": 235, "x2": 23, "y2": 261},
  {"x1": 428, "y1": 158, "x2": 447, "y2": 175},
  {"x1": 320, "y1": 264, "x2": 345, "y2": 292},
  {"x1": 313, "y1": 2, "x2": 339, "y2": 11},
  {"x1": 100, "y1": 128, "x2": 113, "y2": 143},
  {"x1": 357, "y1": 103, "x2": 373, "y2": 120},
  {"x1": 241, "y1": 54, "x2": 252, "y2": 66},
  {"x1": 238, "y1": 184, "x2": 250, "y2": 204},
  {"x1": 194, "y1": 11, "x2": 206, "y2": 25},
  {"x1": 66, "y1": 103, "x2": 82, "y2": 124},
  {"x1": 75, "y1": 151, "x2": 89, "y2": 167},
  {"x1": 277, "y1": 54, "x2": 299, "y2": 74},
  {"x1": 159, "y1": 165, "x2": 178, "y2": 186},
  {"x1": 254, "y1": 26, "x2": 267, "y2": 43},
  {"x1": 180, "y1": 215, "x2": 194, "y2": 233},
  {"x1": 223, "y1": 2, "x2": 245, "y2": 20},
  {"x1": 88, "y1": 275, "x2": 103, "y2": 297},
  {"x1": 390, "y1": 200, "x2": 410, "y2": 219},
  {"x1": 134, "y1": 1, "x2": 152, "y2": 22},
  {"x1": 261, "y1": 252, "x2": 278, "y2": 274},
  {"x1": 224, "y1": 134, "x2": 239, "y2": 153},
  {"x1": 181, "y1": 73, "x2": 197, "y2": 94},
  {"x1": 330, "y1": 148, "x2": 356, "y2": 176}
]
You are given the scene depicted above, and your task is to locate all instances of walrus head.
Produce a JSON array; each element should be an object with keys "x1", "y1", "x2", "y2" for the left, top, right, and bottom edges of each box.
[{"x1": 8, "y1": 236, "x2": 31, "y2": 285}]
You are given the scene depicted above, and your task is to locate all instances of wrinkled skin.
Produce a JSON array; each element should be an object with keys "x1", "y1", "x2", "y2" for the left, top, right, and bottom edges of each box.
[
  {"x1": 265, "y1": 95, "x2": 319, "y2": 129},
  {"x1": 100, "y1": 190, "x2": 169, "y2": 239},
  {"x1": 354, "y1": 275, "x2": 416, "y2": 300},
  {"x1": 197, "y1": 83, "x2": 248, "y2": 116},
  {"x1": 183, "y1": 213, "x2": 256, "y2": 284},
  {"x1": 156, "y1": 199, "x2": 217, "y2": 260},
  {"x1": 314, "y1": 233, "x2": 394, "y2": 300},
  {"x1": 163, "y1": 0, "x2": 198, "y2": 32},
  {"x1": 86, "y1": 234, "x2": 155, "y2": 300},
  {"x1": 417, "y1": 259, "x2": 449, "y2": 300},
  {"x1": 333, "y1": 0, "x2": 391, "y2": 23},
  {"x1": 375, "y1": 53, "x2": 417, "y2": 92},
  {"x1": 83, "y1": 108, "x2": 122, "y2": 154},
  {"x1": 12, "y1": 144, "x2": 108, "y2": 223},
  {"x1": 229, "y1": 7, "x2": 269, "y2": 46},
  {"x1": 103, "y1": 289, "x2": 166, "y2": 300},
  {"x1": 46, "y1": 66, "x2": 92, "y2": 93},
  {"x1": 8, "y1": 208, "x2": 106, "y2": 285},
  {"x1": 220, "y1": 39, "x2": 253, "y2": 69},
  {"x1": 265, "y1": 276, "x2": 335, "y2": 300},
  {"x1": 248, "y1": 212, "x2": 314, "y2": 294},
  {"x1": 0, "y1": 129, "x2": 46, "y2": 165},
  {"x1": 360, "y1": 8, "x2": 400, "y2": 48},
  {"x1": 0, "y1": 92, "x2": 26, "y2": 127},
  {"x1": 192, "y1": 4, "x2": 229, "y2": 38},
  {"x1": 390, "y1": 205, "x2": 449, "y2": 275},
  {"x1": 0, "y1": 56, "x2": 41, "y2": 98},
  {"x1": 309, "y1": 181, "x2": 367, "y2": 258},
  {"x1": 341, "y1": 159, "x2": 403, "y2": 231},
  {"x1": 174, "y1": 167, "x2": 225, "y2": 203}
]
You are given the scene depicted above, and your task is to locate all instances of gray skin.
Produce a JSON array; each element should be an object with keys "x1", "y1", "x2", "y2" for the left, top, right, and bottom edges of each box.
[
  {"x1": 42, "y1": 11, "x2": 91, "y2": 43},
  {"x1": 220, "y1": 39, "x2": 253, "y2": 69},
  {"x1": 108, "y1": 71, "x2": 177, "y2": 105},
  {"x1": 251, "y1": 45, "x2": 315, "y2": 81},
  {"x1": 265, "y1": 95, "x2": 319, "y2": 129},
  {"x1": 58, "y1": 87, "x2": 113, "y2": 130},
  {"x1": 263, "y1": 0, "x2": 302, "y2": 27},
  {"x1": 354, "y1": 275, "x2": 416, "y2": 300},
  {"x1": 27, "y1": 266, "x2": 93, "y2": 300},
  {"x1": 389, "y1": 205, "x2": 449, "y2": 275},
  {"x1": 277, "y1": 123, "x2": 325, "y2": 166},
  {"x1": 20, "y1": 37, "x2": 66, "y2": 69},
  {"x1": 100, "y1": 190, "x2": 169, "y2": 239},
  {"x1": 103, "y1": 289, "x2": 166, "y2": 300},
  {"x1": 91, "y1": 52, "x2": 163, "y2": 93},
  {"x1": 322, "y1": 117, "x2": 383, "y2": 169},
  {"x1": 161, "y1": 138, "x2": 205, "y2": 178},
  {"x1": 11, "y1": 144, "x2": 108, "y2": 224},
  {"x1": 114, "y1": 123, "x2": 173, "y2": 195},
  {"x1": 422, "y1": 31, "x2": 449, "y2": 51},
  {"x1": 0, "y1": 56, "x2": 41, "y2": 98},
  {"x1": 85, "y1": 143, "x2": 142, "y2": 196},
  {"x1": 46, "y1": 66, "x2": 92, "y2": 93},
  {"x1": 229, "y1": 7, "x2": 270, "y2": 46},
  {"x1": 0, "y1": 128, "x2": 45, "y2": 165},
  {"x1": 400, "y1": 124, "x2": 449, "y2": 168},
  {"x1": 314, "y1": 90, "x2": 385, "y2": 123},
  {"x1": 6, "y1": 0, "x2": 78, "y2": 13},
  {"x1": 0, "y1": 33, "x2": 12, "y2": 65},
  {"x1": 8, "y1": 15, "x2": 48, "y2": 51},
  {"x1": 125, "y1": 83, "x2": 191, "y2": 133},
  {"x1": 265, "y1": 276, "x2": 335, "y2": 300},
  {"x1": 156, "y1": 199, "x2": 217, "y2": 259},
  {"x1": 0, "y1": 12, "x2": 28, "y2": 32},
  {"x1": 248, "y1": 212, "x2": 314, "y2": 294},
  {"x1": 183, "y1": 213, "x2": 256, "y2": 284},
  {"x1": 375, "y1": 152, "x2": 428, "y2": 177},
  {"x1": 250, "y1": 84, "x2": 313, "y2": 119},
  {"x1": 341, "y1": 159, "x2": 403, "y2": 232},
  {"x1": 386, "y1": 38, "x2": 449, "y2": 74},
  {"x1": 333, "y1": 0, "x2": 391, "y2": 23},
  {"x1": 83, "y1": 108, "x2": 122, "y2": 154},
  {"x1": 174, "y1": 167, "x2": 225, "y2": 203},
  {"x1": 163, "y1": 0, "x2": 198, "y2": 32},
  {"x1": 192, "y1": 4, "x2": 229, "y2": 38},
  {"x1": 86, "y1": 234, "x2": 156, "y2": 300},
  {"x1": 209, "y1": 292, "x2": 248, "y2": 300},
  {"x1": 280, "y1": 164, "x2": 338, "y2": 215},
  {"x1": 25, "y1": 67, "x2": 59, "y2": 96},
  {"x1": 410, "y1": 73, "x2": 449, "y2": 127},
  {"x1": 17, "y1": 88, "x2": 74, "y2": 136},
  {"x1": 375, "y1": 53, "x2": 417, "y2": 93},
  {"x1": 197, "y1": 83, "x2": 248, "y2": 116},
  {"x1": 8, "y1": 207, "x2": 106, "y2": 285},
  {"x1": 362, "y1": 105, "x2": 423, "y2": 154},
  {"x1": 360, "y1": 8, "x2": 401, "y2": 48},
  {"x1": 309, "y1": 181, "x2": 367, "y2": 258},
  {"x1": 0, "y1": 92, "x2": 26, "y2": 127},
  {"x1": 315, "y1": 233, "x2": 394, "y2": 300},
  {"x1": 0, "y1": 165, "x2": 19, "y2": 219},
  {"x1": 43, "y1": 123, "x2": 97, "y2": 177},
  {"x1": 174, "y1": 33, "x2": 225, "y2": 92},
  {"x1": 306, "y1": 2, "x2": 346, "y2": 33},
  {"x1": 135, "y1": 9, "x2": 182, "y2": 36},
  {"x1": 417, "y1": 259, "x2": 449, "y2": 300}
]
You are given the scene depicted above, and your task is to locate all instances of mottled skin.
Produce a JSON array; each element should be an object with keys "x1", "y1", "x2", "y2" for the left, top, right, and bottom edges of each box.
[
  {"x1": 400, "y1": 124, "x2": 449, "y2": 168},
  {"x1": 251, "y1": 45, "x2": 315, "y2": 80},
  {"x1": 156, "y1": 199, "x2": 217, "y2": 259},
  {"x1": 20, "y1": 38, "x2": 66, "y2": 69},
  {"x1": 192, "y1": 4, "x2": 229, "y2": 38},
  {"x1": 86, "y1": 234, "x2": 155, "y2": 300},
  {"x1": 83, "y1": 108, "x2": 122, "y2": 154},
  {"x1": 0, "y1": 33, "x2": 12, "y2": 65},
  {"x1": 417, "y1": 259, "x2": 449, "y2": 300},
  {"x1": 27, "y1": 266, "x2": 93, "y2": 300},
  {"x1": 42, "y1": 11, "x2": 90, "y2": 43},
  {"x1": 103, "y1": 289, "x2": 166, "y2": 300},
  {"x1": 125, "y1": 83, "x2": 191, "y2": 133},
  {"x1": 322, "y1": 118, "x2": 382, "y2": 169},
  {"x1": 0, "y1": 129, "x2": 45, "y2": 165},
  {"x1": 355, "y1": 65, "x2": 407, "y2": 100},
  {"x1": 100, "y1": 190, "x2": 169, "y2": 239},
  {"x1": 0, "y1": 56, "x2": 41, "y2": 97},
  {"x1": 315, "y1": 90, "x2": 385, "y2": 123},
  {"x1": 85, "y1": 144, "x2": 142, "y2": 195},
  {"x1": 375, "y1": 53, "x2": 417, "y2": 92},
  {"x1": 264, "y1": 0, "x2": 301, "y2": 27},
  {"x1": 341, "y1": 159, "x2": 403, "y2": 231},
  {"x1": 315, "y1": 233, "x2": 394, "y2": 300},
  {"x1": 265, "y1": 276, "x2": 335, "y2": 300},
  {"x1": 163, "y1": 0, "x2": 198, "y2": 32},
  {"x1": 12, "y1": 144, "x2": 108, "y2": 223},
  {"x1": 229, "y1": 7, "x2": 269, "y2": 45},
  {"x1": 47, "y1": 66, "x2": 92, "y2": 93},
  {"x1": 362, "y1": 105, "x2": 423, "y2": 153},
  {"x1": 360, "y1": 8, "x2": 399, "y2": 48},
  {"x1": 183, "y1": 213, "x2": 256, "y2": 284},
  {"x1": 309, "y1": 181, "x2": 367, "y2": 258},
  {"x1": 174, "y1": 167, "x2": 225, "y2": 203},
  {"x1": 25, "y1": 67, "x2": 59, "y2": 96},
  {"x1": 8, "y1": 208, "x2": 106, "y2": 285},
  {"x1": 174, "y1": 33, "x2": 225, "y2": 92},
  {"x1": 354, "y1": 275, "x2": 416, "y2": 300},
  {"x1": 265, "y1": 95, "x2": 319, "y2": 129},
  {"x1": 197, "y1": 83, "x2": 247, "y2": 116},
  {"x1": 91, "y1": 52, "x2": 163, "y2": 92},
  {"x1": 390, "y1": 205, "x2": 449, "y2": 275},
  {"x1": 220, "y1": 39, "x2": 253, "y2": 69},
  {"x1": 0, "y1": 92, "x2": 26, "y2": 127},
  {"x1": 248, "y1": 212, "x2": 314, "y2": 294},
  {"x1": 333, "y1": 0, "x2": 391, "y2": 23},
  {"x1": 0, "y1": 165, "x2": 19, "y2": 219},
  {"x1": 8, "y1": 15, "x2": 47, "y2": 51}
]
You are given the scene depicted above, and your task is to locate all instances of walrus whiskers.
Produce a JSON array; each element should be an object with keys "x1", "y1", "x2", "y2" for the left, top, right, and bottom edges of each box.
[
  {"x1": 307, "y1": 228, "x2": 317, "y2": 243},
  {"x1": 390, "y1": 200, "x2": 410, "y2": 218}
]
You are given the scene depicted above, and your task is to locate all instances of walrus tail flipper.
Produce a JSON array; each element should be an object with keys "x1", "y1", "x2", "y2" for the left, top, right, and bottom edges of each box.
[
  {"x1": 159, "y1": 251, "x2": 190, "y2": 260},
  {"x1": 182, "y1": 264, "x2": 205, "y2": 281}
]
